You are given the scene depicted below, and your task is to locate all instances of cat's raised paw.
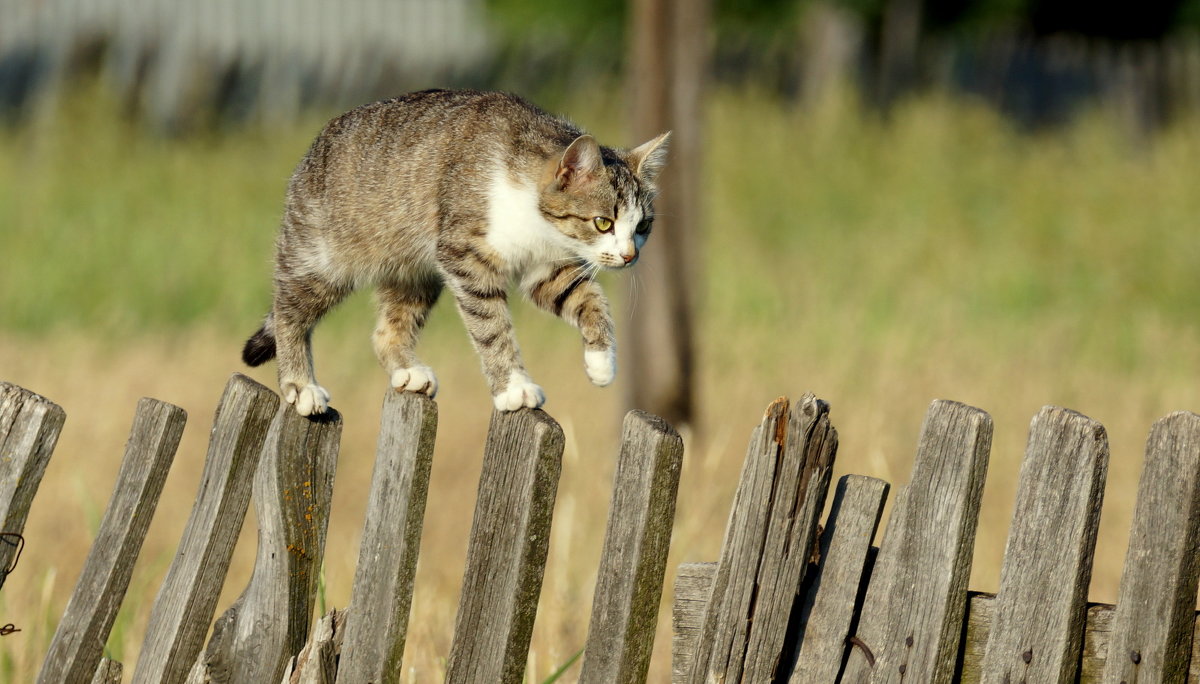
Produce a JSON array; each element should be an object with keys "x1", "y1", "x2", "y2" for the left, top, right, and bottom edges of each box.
[
  {"x1": 284, "y1": 383, "x2": 331, "y2": 416},
  {"x1": 493, "y1": 372, "x2": 545, "y2": 411},
  {"x1": 391, "y1": 365, "x2": 438, "y2": 397},
  {"x1": 585, "y1": 348, "x2": 616, "y2": 386}
]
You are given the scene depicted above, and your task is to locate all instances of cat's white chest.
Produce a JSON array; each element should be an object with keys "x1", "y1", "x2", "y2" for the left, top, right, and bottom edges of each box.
[{"x1": 485, "y1": 173, "x2": 568, "y2": 272}]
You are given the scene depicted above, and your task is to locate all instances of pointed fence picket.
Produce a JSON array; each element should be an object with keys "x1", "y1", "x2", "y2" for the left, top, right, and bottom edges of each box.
[{"x1": 3, "y1": 372, "x2": 1200, "y2": 683}]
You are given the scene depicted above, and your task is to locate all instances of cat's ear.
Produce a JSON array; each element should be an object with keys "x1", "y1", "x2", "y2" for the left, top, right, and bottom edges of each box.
[
  {"x1": 556, "y1": 135, "x2": 604, "y2": 190},
  {"x1": 628, "y1": 131, "x2": 671, "y2": 184}
]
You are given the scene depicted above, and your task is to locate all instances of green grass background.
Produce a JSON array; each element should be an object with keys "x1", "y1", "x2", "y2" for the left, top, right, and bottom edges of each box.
[{"x1": 3, "y1": 82, "x2": 1200, "y2": 681}]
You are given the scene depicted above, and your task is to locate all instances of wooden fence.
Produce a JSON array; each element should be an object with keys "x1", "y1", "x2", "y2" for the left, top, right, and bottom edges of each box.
[{"x1": 3, "y1": 373, "x2": 1200, "y2": 682}]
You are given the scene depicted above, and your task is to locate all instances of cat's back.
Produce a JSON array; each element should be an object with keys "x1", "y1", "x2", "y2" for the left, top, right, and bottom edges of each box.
[{"x1": 302, "y1": 90, "x2": 579, "y2": 181}]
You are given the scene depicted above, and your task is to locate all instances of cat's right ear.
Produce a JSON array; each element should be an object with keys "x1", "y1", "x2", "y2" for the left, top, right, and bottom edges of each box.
[{"x1": 555, "y1": 135, "x2": 604, "y2": 190}]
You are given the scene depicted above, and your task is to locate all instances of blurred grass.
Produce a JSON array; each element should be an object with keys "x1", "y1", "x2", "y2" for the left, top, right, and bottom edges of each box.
[{"x1": 2, "y1": 81, "x2": 1200, "y2": 682}]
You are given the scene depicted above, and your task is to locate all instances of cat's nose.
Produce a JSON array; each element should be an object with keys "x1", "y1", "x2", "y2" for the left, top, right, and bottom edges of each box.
[{"x1": 621, "y1": 253, "x2": 636, "y2": 264}]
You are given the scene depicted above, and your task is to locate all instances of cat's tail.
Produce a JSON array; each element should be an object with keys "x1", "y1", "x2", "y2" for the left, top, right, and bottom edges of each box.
[{"x1": 242, "y1": 315, "x2": 277, "y2": 366}]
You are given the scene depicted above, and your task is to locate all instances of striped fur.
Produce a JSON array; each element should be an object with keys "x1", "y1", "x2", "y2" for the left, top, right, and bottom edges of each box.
[{"x1": 242, "y1": 89, "x2": 668, "y2": 414}]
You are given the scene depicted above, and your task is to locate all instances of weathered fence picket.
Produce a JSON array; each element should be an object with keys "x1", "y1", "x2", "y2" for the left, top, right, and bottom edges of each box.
[
  {"x1": 335, "y1": 391, "x2": 436, "y2": 684},
  {"x1": 0, "y1": 382, "x2": 65, "y2": 579},
  {"x1": 132, "y1": 374, "x2": 278, "y2": 684},
  {"x1": 1102, "y1": 411, "x2": 1200, "y2": 683},
  {"x1": 444, "y1": 408, "x2": 565, "y2": 684},
  {"x1": 6, "y1": 369, "x2": 1200, "y2": 683},
  {"x1": 579, "y1": 410, "x2": 684, "y2": 684},
  {"x1": 197, "y1": 402, "x2": 343, "y2": 684},
  {"x1": 39, "y1": 398, "x2": 186, "y2": 684},
  {"x1": 979, "y1": 407, "x2": 1109, "y2": 683},
  {"x1": 841, "y1": 400, "x2": 993, "y2": 684}
]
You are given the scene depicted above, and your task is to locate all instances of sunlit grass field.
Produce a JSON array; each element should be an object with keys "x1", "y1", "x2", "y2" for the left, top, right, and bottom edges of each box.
[{"x1": 2, "y1": 83, "x2": 1200, "y2": 681}]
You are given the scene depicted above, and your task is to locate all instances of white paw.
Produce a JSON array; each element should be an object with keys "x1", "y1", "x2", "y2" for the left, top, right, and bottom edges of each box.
[
  {"x1": 585, "y1": 348, "x2": 616, "y2": 386},
  {"x1": 493, "y1": 370, "x2": 546, "y2": 411},
  {"x1": 284, "y1": 383, "x2": 331, "y2": 416},
  {"x1": 390, "y1": 365, "x2": 438, "y2": 397}
]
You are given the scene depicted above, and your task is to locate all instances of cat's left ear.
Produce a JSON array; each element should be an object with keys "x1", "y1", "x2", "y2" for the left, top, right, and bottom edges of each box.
[
  {"x1": 628, "y1": 131, "x2": 671, "y2": 184},
  {"x1": 556, "y1": 135, "x2": 604, "y2": 190}
]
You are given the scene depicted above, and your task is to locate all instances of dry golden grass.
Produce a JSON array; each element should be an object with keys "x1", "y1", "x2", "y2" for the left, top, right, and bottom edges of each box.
[
  {"x1": 3, "y1": 300, "x2": 1199, "y2": 681},
  {"x1": 4, "y1": 86, "x2": 1200, "y2": 681}
]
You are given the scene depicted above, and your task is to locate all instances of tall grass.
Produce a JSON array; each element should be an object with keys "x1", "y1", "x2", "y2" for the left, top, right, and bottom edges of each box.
[{"x1": 2, "y1": 82, "x2": 1200, "y2": 681}]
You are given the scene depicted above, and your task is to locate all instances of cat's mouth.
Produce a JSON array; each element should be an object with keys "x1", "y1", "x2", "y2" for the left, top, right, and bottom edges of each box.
[{"x1": 596, "y1": 253, "x2": 638, "y2": 269}]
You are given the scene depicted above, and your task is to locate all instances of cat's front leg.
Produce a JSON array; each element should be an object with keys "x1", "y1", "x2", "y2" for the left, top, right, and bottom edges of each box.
[
  {"x1": 439, "y1": 249, "x2": 544, "y2": 410},
  {"x1": 524, "y1": 262, "x2": 617, "y2": 386}
]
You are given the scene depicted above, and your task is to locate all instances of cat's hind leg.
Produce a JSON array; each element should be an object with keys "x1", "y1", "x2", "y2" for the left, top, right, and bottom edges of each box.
[
  {"x1": 373, "y1": 277, "x2": 443, "y2": 397},
  {"x1": 273, "y1": 272, "x2": 350, "y2": 415}
]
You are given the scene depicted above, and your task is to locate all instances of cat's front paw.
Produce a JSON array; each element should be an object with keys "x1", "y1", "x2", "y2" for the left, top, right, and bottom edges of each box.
[
  {"x1": 283, "y1": 382, "x2": 331, "y2": 416},
  {"x1": 585, "y1": 348, "x2": 616, "y2": 386},
  {"x1": 493, "y1": 371, "x2": 546, "y2": 411},
  {"x1": 391, "y1": 365, "x2": 438, "y2": 397}
]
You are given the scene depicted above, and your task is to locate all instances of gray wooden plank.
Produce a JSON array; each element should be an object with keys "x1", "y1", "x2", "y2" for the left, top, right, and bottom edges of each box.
[
  {"x1": 688, "y1": 394, "x2": 840, "y2": 683},
  {"x1": 1102, "y1": 411, "x2": 1200, "y2": 684},
  {"x1": 132, "y1": 373, "x2": 279, "y2": 684},
  {"x1": 958, "y1": 591, "x2": 995, "y2": 683},
  {"x1": 841, "y1": 399, "x2": 992, "y2": 684},
  {"x1": 200, "y1": 402, "x2": 343, "y2": 684},
  {"x1": 579, "y1": 410, "x2": 684, "y2": 684},
  {"x1": 284, "y1": 609, "x2": 345, "y2": 684},
  {"x1": 788, "y1": 475, "x2": 890, "y2": 683},
  {"x1": 90, "y1": 657, "x2": 122, "y2": 684},
  {"x1": 980, "y1": 406, "x2": 1109, "y2": 684},
  {"x1": 743, "y1": 394, "x2": 839, "y2": 681},
  {"x1": 672, "y1": 562, "x2": 716, "y2": 684},
  {"x1": 0, "y1": 382, "x2": 66, "y2": 577},
  {"x1": 444, "y1": 408, "x2": 565, "y2": 684},
  {"x1": 335, "y1": 391, "x2": 437, "y2": 684},
  {"x1": 39, "y1": 398, "x2": 186, "y2": 684}
]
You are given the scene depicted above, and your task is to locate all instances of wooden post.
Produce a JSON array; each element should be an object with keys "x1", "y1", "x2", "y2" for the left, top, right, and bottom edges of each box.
[
  {"x1": 39, "y1": 398, "x2": 186, "y2": 684},
  {"x1": 625, "y1": 0, "x2": 709, "y2": 426},
  {"x1": 335, "y1": 391, "x2": 437, "y2": 684},
  {"x1": 788, "y1": 475, "x2": 890, "y2": 682},
  {"x1": 90, "y1": 658, "x2": 122, "y2": 684},
  {"x1": 0, "y1": 382, "x2": 66, "y2": 577},
  {"x1": 579, "y1": 410, "x2": 684, "y2": 684},
  {"x1": 445, "y1": 408, "x2": 564, "y2": 684},
  {"x1": 132, "y1": 374, "x2": 278, "y2": 684},
  {"x1": 980, "y1": 407, "x2": 1109, "y2": 683},
  {"x1": 283, "y1": 609, "x2": 345, "y2": 684},
  {"x1": 1101, "y1": 411, "x2": 1200, "y2": 683},
  {"x1": 688, "y1": 394, "x2": 839, "y2": 683},
  {"x1": 671, "y1": 562, "x2": 716, "y2": 683},
  {"x1": 842, "y1": 400, "x2": 992, "y2": 684},
  {"x1": 199, "y1": 403, "x2": 343, "y2": 683}
]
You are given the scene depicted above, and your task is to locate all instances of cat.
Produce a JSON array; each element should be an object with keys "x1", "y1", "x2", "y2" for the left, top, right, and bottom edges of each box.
[{"x1": 242, "y1": 89, "x2": 669, "y2": 415}]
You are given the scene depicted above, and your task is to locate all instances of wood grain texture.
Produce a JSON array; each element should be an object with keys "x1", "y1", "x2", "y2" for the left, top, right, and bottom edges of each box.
[
  {"x1": 39, "y1": 398, "x2": 186, "y2": 684},
  {"x1": 284, "y1": 609, "x2": 345, "y2": 684},
  {"x1": 444, "y1": 408, "x2": 564, "y2": 684},
  {"x1": 90, "y1": 658, "x2": 122, "y2": 684},
  {"x1": 132, "y1": 374, "x2": 279, "y2": 684},
  {"x1": 579, "y1": 410, "x2": 684, "y2": 684},
  {"x1": 842, "y1": 399, "x2": 992, "y2": 684},
  {"x1": 672, "y1": 562, "x2": 716, "y2": 684},
  {"x1": 687, "y1": 394, "x2": 839, "y2": 683},
  {"x1": 335, "y1": 391, "x2": 437, "y2": 684},
  {"x1": 0, "y1": 382, "x2": 66, "y2": 576},
  {"x1": 788, "y1": 475, "x2": 889, "y2": 683},
  {"x1": 1102, "y1": 411, "x2": 1200, "y2": 684},
  {"x1": 200, "y1": 403, "x2": 343, "y2": 684},
  {"x1": 980, "y1": 406, "x2": 1109, "y2": 684}
]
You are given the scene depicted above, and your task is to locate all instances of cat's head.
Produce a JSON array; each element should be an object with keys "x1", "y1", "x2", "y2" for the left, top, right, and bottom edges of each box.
[{"x1": 539, "y1": 132, "x2": 670, "y2": 269}]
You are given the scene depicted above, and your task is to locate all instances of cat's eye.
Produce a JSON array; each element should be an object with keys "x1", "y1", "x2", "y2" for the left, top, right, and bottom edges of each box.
[
  {"x1": 593, "y1": 216, "x2": 614, "y2": 233},
  {"x1": 635, "y1": 217, "x2": 653, "y2": 235}
]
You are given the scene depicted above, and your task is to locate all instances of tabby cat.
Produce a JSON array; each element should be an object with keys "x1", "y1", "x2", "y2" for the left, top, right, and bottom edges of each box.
[{"x1": 242, "y1": 89, "x2": 669, "y2": 415}]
